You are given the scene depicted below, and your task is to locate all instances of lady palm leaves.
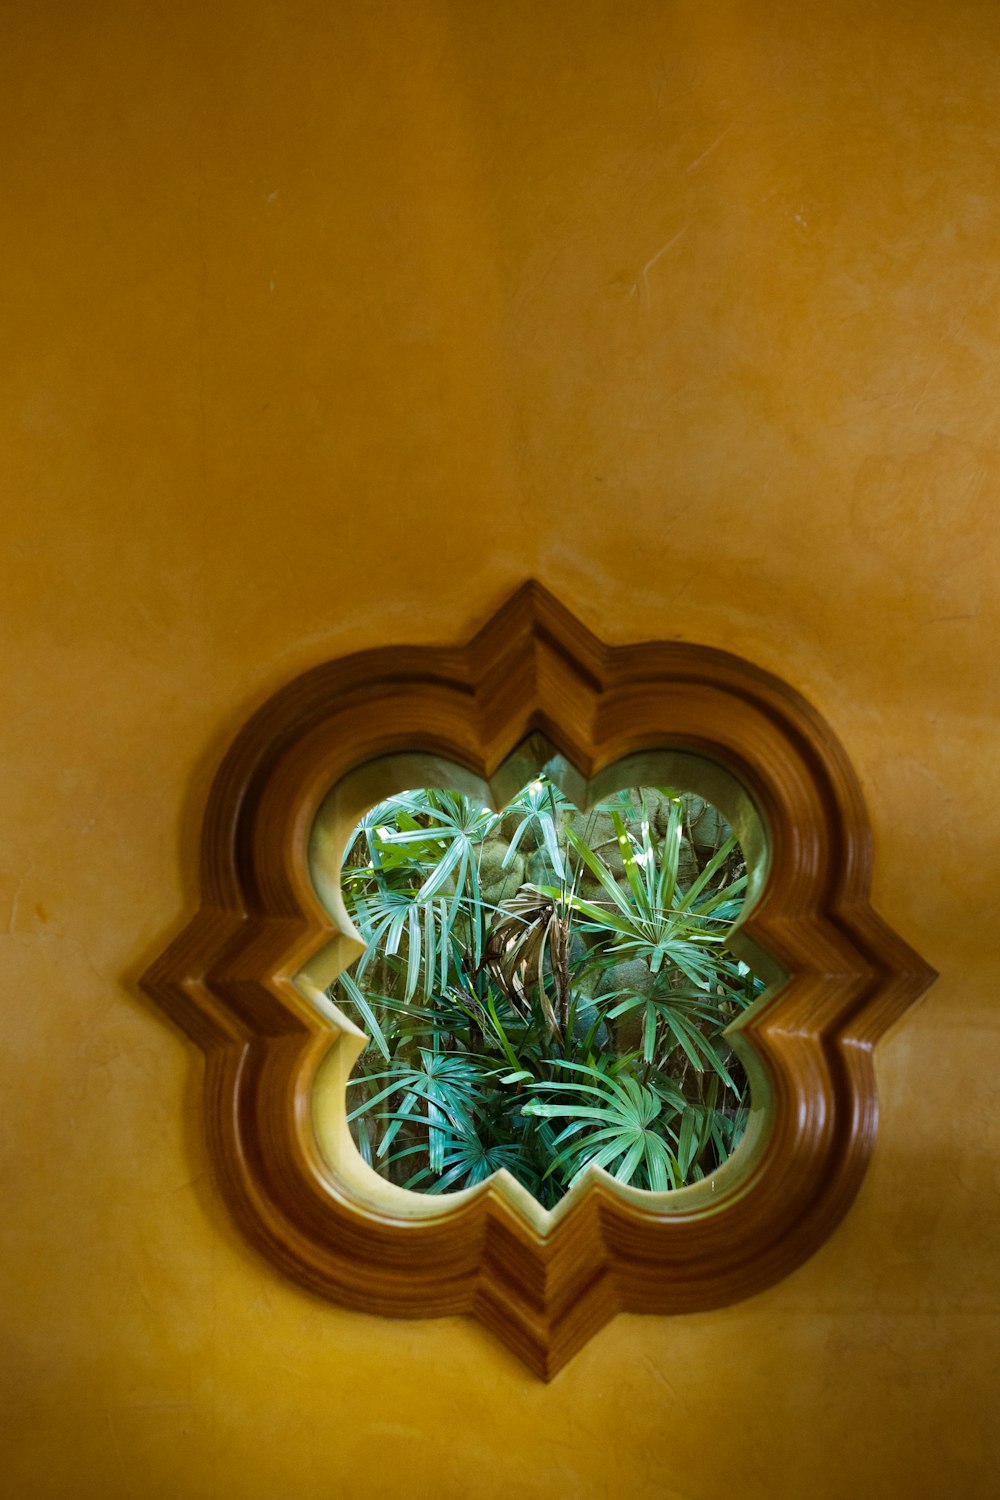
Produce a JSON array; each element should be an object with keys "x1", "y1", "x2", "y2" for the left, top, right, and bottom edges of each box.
[
  {"x1": 483, "y1": 889, "x2": 570, "y2": 1037},
  {"x1": 404, "y1": 1124, "x2": 524, "y2": 1193},
  {"x1": 603, "y1": 981, "x2": 743, "y2": 1083},
  {"x1": 522, "y1": 1063, "x2": 687, "y2": 1191},
  {"x1": 500, "y1": 777, "x2": 570, "y2": 879},
  {"x1": 561, "y1": 807, "x2": 744, "y2": 984},
  {"x1": 333, "y1": 778, "x2": 758, "y2": 1206},
  {"x1": 341, "y1": 788, "x2": 496, "y2": 1001},
  {"x1": 348, "y1": 1049, "x2": 486, "y2": 1172}
]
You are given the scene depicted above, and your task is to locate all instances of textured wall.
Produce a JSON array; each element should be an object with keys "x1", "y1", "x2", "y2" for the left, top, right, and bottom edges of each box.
[{"x1": 2, "y1": 3, "x2": 998, "y2": 1496}]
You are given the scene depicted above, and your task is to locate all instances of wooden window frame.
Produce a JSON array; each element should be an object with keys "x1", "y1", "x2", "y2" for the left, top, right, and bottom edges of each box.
[{"x1": 142, "y1": 583, "x2": 935, "y2": 1379}]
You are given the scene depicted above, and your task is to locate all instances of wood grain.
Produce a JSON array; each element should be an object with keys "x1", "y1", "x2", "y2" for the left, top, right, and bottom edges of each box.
[{"x1": 141, "y1": 582, "x2": 935, "y2": 1378}]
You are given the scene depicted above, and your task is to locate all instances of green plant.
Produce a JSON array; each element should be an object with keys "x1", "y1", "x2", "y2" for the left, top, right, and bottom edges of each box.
[{"x1": 333, "y1": 779, "x2": 762, "y2": 1208}]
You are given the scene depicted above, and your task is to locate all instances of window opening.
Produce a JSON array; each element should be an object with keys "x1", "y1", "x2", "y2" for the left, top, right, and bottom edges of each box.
[{"x1": 329, "y1": 771, "x2": 766, "y2": 1208}]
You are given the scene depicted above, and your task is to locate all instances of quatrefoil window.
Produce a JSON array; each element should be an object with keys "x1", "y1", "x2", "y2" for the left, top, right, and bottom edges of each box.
[
  {"x1": 309, "y1": 762, "x2": 770, "y2": 1214},
  {"x1": 143, "y1": 583, "x2": 934, "y2": 1378}
]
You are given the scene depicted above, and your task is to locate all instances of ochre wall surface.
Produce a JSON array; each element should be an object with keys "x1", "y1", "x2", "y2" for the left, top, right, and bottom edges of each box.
[{"x1": 2, "y1": 3, "x2": 998, "y2": 1497}]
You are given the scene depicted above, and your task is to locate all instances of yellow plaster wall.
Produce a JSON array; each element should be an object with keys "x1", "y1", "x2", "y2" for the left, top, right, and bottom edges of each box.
[{"x1": 2, "y1": 3, "x2": 998, "y2": 1496}]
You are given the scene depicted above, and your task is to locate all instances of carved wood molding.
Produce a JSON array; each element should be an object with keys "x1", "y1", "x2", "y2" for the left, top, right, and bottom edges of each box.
[{"x1": 142, "y1": 582, "x2": 935, "y2": 1378}]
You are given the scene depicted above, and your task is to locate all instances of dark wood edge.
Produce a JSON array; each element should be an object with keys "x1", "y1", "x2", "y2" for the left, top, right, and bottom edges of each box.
[{"x1": 141, "y1": 582, "x2": 936, "y2": 1379}]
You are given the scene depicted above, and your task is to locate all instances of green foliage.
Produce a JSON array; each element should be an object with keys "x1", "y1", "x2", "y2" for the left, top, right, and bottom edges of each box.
[{"x1": 333, "y1": 779, "x2": 762, "y2": 1208}]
